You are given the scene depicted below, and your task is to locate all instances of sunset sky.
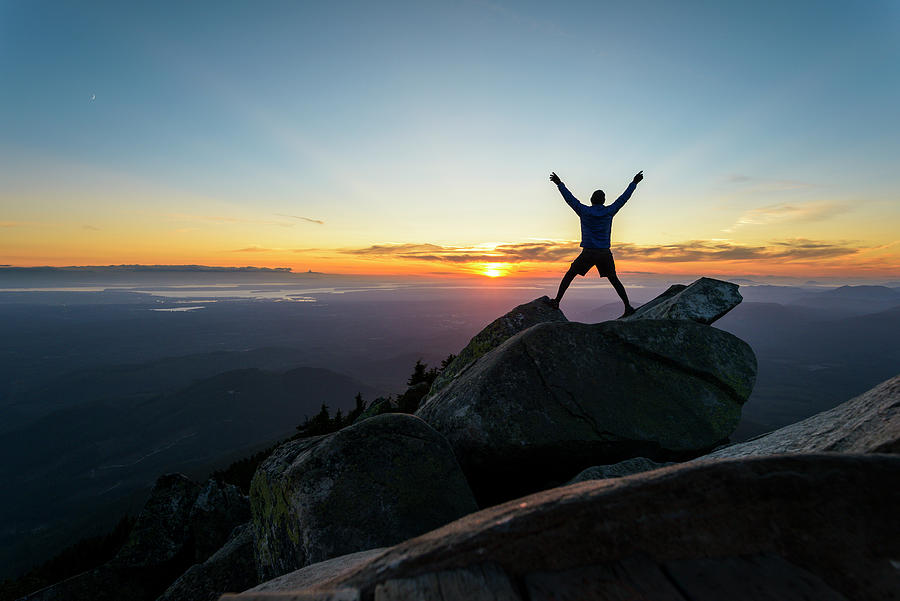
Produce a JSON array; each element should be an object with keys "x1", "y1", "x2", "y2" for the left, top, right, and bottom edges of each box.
[{"x1": 2, "y1": 1, "x2": 898, "y2": 279}]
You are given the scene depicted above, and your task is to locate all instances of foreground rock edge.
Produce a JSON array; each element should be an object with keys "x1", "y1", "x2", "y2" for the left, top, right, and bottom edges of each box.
[
  {"x1": 230, "y1": 453, "x2": 900, "y2": 601},
  {"x1": 705, "y1": 373, "x2": 900, "y2": 457}
]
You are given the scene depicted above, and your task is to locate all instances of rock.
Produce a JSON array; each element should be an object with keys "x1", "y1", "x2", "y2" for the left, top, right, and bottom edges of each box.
[
  {"x1": 416, "y1": 318, "x2": 756, "y2": 504},
  {"x1": 24, "y1": 476, "x2": 251, "y2": 601},
  {"x1": 396, "y1": 381, "x2": 430, "y2": 413},
  {"x1": 706, "y1": 373, "x2": 900, "y2": 459},
  {"x1": 566, "y1": 457, "x2": 672, "y2": 484},
  {"x1": 244, "y1": 548, "x2": 387, "y2": 594},
  {"x1": 113, "y1": 473, "x2": 200, "y2": 568},
  {"x1": 155, "y1": 524, "x2": 257, "y2": 601},
  {"x1": 232, "y1": 454, "x2": 900, "y2": 601},
  {"x1": 355, "y1": 396, "x2": 396, "y2": 421},
  {"x1": 623, "y1": 277, "x2": 741, "y2": 324},
  {"x1": 428, "y1": 296, "x2": 567, "y2": 396},
  {"x1": 250, "y1": 413, "x2": 478, "y2": 581},
  {"x1": 188, "y1": 479, "x2": 250, "y2": 562}
]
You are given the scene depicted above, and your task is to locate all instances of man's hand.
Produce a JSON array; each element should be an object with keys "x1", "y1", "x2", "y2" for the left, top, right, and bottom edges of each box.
[
  {"x1": 632, "y1": 170, "x2": 644, "y2": 184},
  {"x1": 550, "y1": 172, "x2": 562, "y2": 186}
]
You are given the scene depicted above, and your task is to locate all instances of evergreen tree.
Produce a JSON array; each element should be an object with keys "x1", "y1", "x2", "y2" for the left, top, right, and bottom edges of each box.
[
  {"x1": 407, "y1": 359, "x2": 429, "y2": 386},
  {"x1": 347, "y1": 392, "x2": 367, "y2": 423}
]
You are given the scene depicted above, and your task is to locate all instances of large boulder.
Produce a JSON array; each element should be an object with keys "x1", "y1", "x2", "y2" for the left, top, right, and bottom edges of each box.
[
  {"x1": 155, "y1": 524, "x2": 257, "y2": 601},
  {"x1": 113, "y1": 473, "x2": 200, "y2": 568},
  {"x1": 228, "y1": 454, "x2": 900, "y2": 601},
  {"x1": 706, "y1": 373, "x2": 900, "y2": 459},
  {"x1": 623, "y1": 277, "x2": 741, "y2": 324},
  {"x1": 429, "y1": 296, "x2": 567, "y2": 395},
  {"x1": 416, "y1": 318, "x2": 756, "y2": 503},
  {"x1": 250, "y1": 413, "x2": 478, "y2": 581}
]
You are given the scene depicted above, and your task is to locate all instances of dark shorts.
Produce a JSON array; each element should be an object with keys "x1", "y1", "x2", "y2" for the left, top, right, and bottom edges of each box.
[{"x1": 570, "y1": 248, "x2": 616, "y2": 277}]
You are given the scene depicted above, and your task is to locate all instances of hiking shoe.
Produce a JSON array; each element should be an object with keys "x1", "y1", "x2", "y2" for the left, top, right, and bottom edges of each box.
[{"x1": 619, "y1": 306, "x2": 636, "y2": 319}]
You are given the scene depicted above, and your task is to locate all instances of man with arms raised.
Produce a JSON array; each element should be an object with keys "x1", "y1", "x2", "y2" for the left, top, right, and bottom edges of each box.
[{"x1": 548, "y1": 170, "x2": 643, "y2": 317}]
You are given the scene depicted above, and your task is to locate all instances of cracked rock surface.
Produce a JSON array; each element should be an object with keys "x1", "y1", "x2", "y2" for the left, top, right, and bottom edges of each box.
[
  {"x1": 416, "y1": 318, "x2": 756, "y2": 504},
  {"x1": 621, "y1": 277, "x2": 742, "y2": 324}
]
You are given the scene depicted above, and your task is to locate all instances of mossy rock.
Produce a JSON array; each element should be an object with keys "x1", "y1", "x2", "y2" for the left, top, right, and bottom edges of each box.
[
  {"x1": 416, "y1": 319, "x2": 756, "y2": 504},
  {"x1": 250, "y1": 414, "x2": 477, "y2": 581},
  {"x1": 429, "y1": 296, "x2": 567, "y2": 396}
]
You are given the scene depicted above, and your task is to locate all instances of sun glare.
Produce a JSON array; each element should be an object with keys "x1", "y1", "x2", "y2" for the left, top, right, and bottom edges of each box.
[{"x1": 479, "y1": 262, "x2": 512, "y2": 278}]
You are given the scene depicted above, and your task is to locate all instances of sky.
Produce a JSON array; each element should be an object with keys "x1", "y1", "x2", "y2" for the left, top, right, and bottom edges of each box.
[{"x1": 1, "y1": 0, "x2": 898, "y2": 280}]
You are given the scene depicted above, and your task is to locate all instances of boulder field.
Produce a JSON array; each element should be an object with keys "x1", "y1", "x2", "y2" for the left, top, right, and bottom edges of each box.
[{"x1": 230, "y1": 278, "x2": 898, "y2": 599}]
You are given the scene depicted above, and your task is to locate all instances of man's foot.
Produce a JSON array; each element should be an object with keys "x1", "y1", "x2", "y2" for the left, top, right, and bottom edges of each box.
[
  {"x1": 619, "y1": 305, "x2": 636, "y2": 319},
  {"x1": 544, "y1": 297, "x2": 560, "y2": 310}
]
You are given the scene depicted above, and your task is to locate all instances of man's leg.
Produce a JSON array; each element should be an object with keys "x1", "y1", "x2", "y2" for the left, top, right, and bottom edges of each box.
[
  {"x1": 607, "y1": 273, "x2": 635, "y2": 317},
  {"x1": 551, "y1": 268, "x2": 579, "y2": 309}
]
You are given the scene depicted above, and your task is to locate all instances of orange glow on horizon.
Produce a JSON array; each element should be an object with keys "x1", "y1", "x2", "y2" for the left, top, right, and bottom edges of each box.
[
  {"x1": 477, "y1": 262, "x2": 513, "y2": 278},
  {"x1": 2, "y1": 240, "x2": 898, "y2": 280}
]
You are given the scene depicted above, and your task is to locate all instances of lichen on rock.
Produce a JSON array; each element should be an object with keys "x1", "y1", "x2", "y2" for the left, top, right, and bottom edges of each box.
[
  {"x1": 250, "y1": 413, "x2": 477, "y2": 581},
  {"x1": 428, "y1": 295, "x2": 567, "y2": 396}
]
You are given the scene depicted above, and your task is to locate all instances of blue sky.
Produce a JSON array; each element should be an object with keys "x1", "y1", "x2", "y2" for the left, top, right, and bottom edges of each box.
[{"x1": 1, "y1": 0, "x2": 898, "y2": 276}]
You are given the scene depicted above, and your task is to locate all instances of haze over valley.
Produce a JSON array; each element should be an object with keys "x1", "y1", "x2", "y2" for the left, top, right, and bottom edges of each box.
[{"x1": 2, "y1": 267, "x2": 898, "y2": 579}]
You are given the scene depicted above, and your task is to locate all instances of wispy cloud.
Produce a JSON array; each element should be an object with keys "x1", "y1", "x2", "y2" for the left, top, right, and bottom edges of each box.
[
  {"x1": 616, "y1": 239, "x2": 858, "y2": 262},
  {"x1": 340, "y1": 241, "x2": 581, "y2": 264},
  {"x1": 275, "y1": 213, "x2": 324, "y2": 225},
  {"x1": 724, "y1": 174, "x2": 816, "y2": 192},
  {"x1": 82, "y1": 224, "x2": 100, "y2": 231},
  {"x1": 339, "y1": 238, "x2": 860, "y2": 265},
  {"x1": 232, "y1": 246, "x2": 275, "y2": 252},
  {"x1": 724, "y1": 200, "x2": 848, "y2": 232},
  {"x1": 168, "y1": 213, "x2": 294, "y2": 227}
]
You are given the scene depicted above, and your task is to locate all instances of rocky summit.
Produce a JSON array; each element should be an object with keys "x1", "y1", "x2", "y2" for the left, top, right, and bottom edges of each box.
[
  {"x1": 417, "y1": 309, "x2": 756, "y2": 503},
  {"x1": 250, "y1": 413, "x2": 477, "y2": 581}
]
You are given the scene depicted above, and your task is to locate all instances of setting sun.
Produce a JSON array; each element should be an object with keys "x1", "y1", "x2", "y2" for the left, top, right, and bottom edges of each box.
[{"x1": 479, "y1": 262, "x2": 512, "y2": 278}]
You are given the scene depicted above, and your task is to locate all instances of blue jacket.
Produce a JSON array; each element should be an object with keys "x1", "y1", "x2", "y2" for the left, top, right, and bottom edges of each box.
[{"x1": 557, "y1": 181, "x2": 636, "y2": 249}]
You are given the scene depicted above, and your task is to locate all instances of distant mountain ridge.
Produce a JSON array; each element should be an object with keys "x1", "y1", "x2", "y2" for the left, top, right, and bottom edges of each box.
[
  {"x1": 10, "y1": 347, "x2": 319, "y2": 429},
  {"x1": 788, "y1": 284, "x2": 900, "y2": 315},
  {"x1": 0, "y1": 364, "x2": 382, "y2": 580}
]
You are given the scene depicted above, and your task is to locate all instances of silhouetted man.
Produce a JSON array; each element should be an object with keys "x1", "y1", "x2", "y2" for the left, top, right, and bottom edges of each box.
[{"x1": 548, "y1": 170, "x2": 643, "y2": 317}]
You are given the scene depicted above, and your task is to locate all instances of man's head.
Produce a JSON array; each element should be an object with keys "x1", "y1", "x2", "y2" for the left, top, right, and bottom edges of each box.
[{"x1": 590, "y1": 190, "x2": 606, "y2": 205}]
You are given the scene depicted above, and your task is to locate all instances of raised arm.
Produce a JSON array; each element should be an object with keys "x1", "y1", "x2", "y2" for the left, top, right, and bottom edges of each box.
[
  {"x1": 608, "y1": 170, "x2": 643, "y2": 214},
  {"x1": 550, "y1": 171, "x2": 585, "y2": 216}
]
